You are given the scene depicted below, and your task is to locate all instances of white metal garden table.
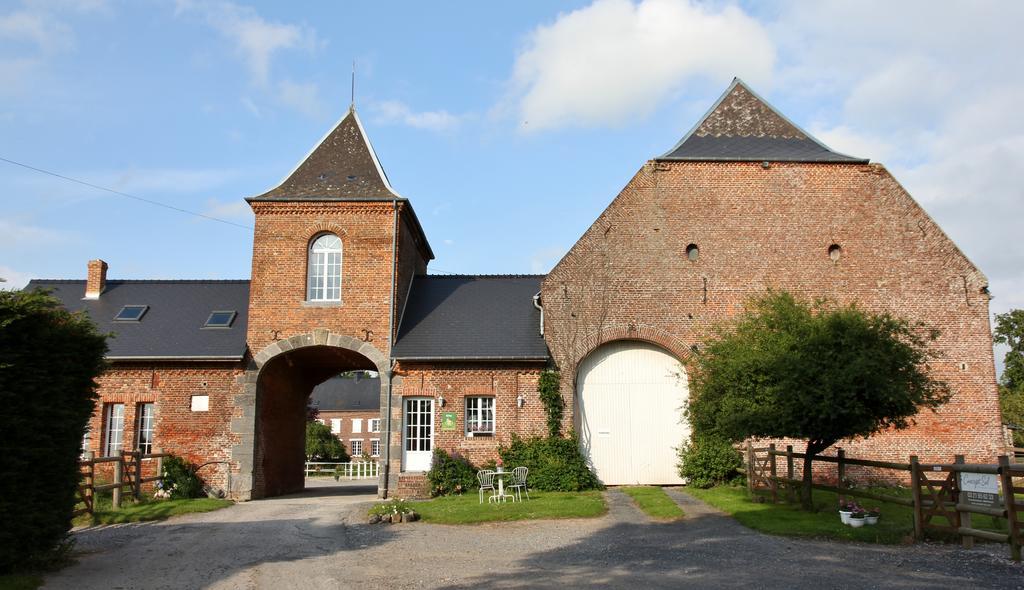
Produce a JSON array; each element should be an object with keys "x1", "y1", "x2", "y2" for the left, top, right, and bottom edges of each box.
[{"x1": 488, "y1": 469, "x2": 516, "y2": 503}]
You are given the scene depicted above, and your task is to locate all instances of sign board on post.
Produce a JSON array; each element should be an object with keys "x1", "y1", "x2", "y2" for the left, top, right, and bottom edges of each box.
[
  {"x1": 960, "y1": 472, "x2": 1001, "y2": 508},
  {"x1": 441, "y1": 412, "x2": 457, "y2": 431}
]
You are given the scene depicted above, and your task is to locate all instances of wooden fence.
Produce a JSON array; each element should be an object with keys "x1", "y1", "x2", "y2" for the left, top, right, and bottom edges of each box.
[
  {"x1": 739, "y1": 443, "x2": 1023, "y2": 561},
  {"x1": 76, "y1": 449, "x2": 169, "y2": 517}
]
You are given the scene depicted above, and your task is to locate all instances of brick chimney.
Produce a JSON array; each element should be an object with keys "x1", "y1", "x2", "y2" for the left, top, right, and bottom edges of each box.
[{"x1": 84, "y1": 259, "x2": 108, "y2": 299}]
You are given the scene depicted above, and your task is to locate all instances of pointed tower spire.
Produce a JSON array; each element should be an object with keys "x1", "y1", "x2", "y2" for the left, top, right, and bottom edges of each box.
[
  {"x1": 248, "y1": 108, "x2": 400, "y2": 201},
  {"x1": 659, "y1": 78, "x2": 866, "y2": 163}
]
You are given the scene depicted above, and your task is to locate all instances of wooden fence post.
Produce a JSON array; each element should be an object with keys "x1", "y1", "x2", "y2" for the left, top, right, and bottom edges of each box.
[
  {"x1": 999, "y1": 455, "x2": 1021, "y2": 562},
  {"x1": 132, "y1": 450, "x2": 142, "y2": 500},
  {"x1": 769, "y1": 443, "x2": 778, "y2": 504},
  {"x1": 83, "y1": 451, "x2": 94, "y2": 515},
  {"x1": 745, "y1": 441, "x2": 755, "y2": 497},
  {"x1": 837, "y1": 449, "x2": 846, "y2": 508},
  {"x1": 155, "y1": 448, "x2": 164, "y2": 488},
  {"x1": 910, "y1": 455, "x2": 922, "y2": 542},
  {"x1": 786, "y1": 445, "x2": 795, "y2": 503},
  {"x1": 112, "y1": 456, "x2": 122, "y2": 510},
  {"x1": 955, "y1": 455, "x2": 972, "y2": 549}
]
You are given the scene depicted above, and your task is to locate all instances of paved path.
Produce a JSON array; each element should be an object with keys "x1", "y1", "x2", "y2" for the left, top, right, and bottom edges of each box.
[{"x1": 43, "y1": 483, "x2": 1022, "y2": 589}]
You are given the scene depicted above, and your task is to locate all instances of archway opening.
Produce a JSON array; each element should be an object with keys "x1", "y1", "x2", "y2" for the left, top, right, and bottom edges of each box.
[
  {"x1": 255, "y1": 344, "x2": 381, "y2": 498},
  {"x1": 576, "y1": 340, "x2": 689, "y2": 485}
]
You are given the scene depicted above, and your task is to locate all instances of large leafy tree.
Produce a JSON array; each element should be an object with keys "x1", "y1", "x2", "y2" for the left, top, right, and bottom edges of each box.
[
  {"x1": 994, "y1": 309, "x2": 1024, "y2": 445},
  {"x1": 0, "y1": 289, "x2": 107, "y2": 572},
  {"x1": 305, "y1": 420, "x2": 349, "y2": 462},
  {"x1": 688, "y1": 291, "x2": 950, "y2": 509}
]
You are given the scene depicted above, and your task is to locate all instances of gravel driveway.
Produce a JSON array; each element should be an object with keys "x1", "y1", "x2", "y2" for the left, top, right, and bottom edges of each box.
[{"x1": 43, "y1": 481, "x2": 1022, "y2": 589}]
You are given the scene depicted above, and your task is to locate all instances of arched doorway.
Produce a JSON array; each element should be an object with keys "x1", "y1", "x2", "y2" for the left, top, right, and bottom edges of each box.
[
  {"x1": 238, "y1": 331, "x2": 391, "y2": 499},
  {"x1": 577, "y1": 340, "x2": 688, "y2": 485}
]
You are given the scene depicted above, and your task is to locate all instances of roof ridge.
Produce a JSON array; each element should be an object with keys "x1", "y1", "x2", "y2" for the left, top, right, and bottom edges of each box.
[
  {"x1": 422, "y1": 274, "x2": 546, "y2": 279},
  {"x1": 29, "y1": 279, "x2": 251, "y2": 284}
]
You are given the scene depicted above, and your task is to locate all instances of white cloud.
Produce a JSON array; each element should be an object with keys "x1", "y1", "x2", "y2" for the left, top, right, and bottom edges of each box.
[
  {"x1": 240, "y1": 96, "x2": 261, "y2": 117},
  {"x1": 0, "y1": 218, "x2": 69, "y2": 249},
  {"x1": 371, "y1": 100, "x2": 461, "y2": 132},
  {"x1": 201, "y1": 198, "x2": 252, "y2": 220},
  {"x1": 276, "y1": 79, "x2": 324, "y2": 118},
  {"x1": 504, "y1": 0, "x2": 774, "y2": 132},
  {"x1": 0, "y1": 8, "x2": 73, "y2": 53},
  {"x1": 174, "y1": 0, "x2": 319, "y2": 86},
  {"x1": 0, "y1": 265, "x2": 36, "y2": 290},
  {"x1": 101, "y1": 167, "x2": 241, "y2": 196}
]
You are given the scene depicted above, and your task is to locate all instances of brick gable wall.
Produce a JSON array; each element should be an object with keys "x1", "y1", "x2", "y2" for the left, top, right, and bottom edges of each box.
[{"x1": 543, "y1": 160, "x2": 1003, "y2": 466}]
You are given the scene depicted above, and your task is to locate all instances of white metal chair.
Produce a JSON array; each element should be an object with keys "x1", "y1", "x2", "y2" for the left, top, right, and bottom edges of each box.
[
  {"x1": 478, "y1": 469, "x2": 496, "y2": 504},
  {"x1": 509, "y1": 466, "x2": 530, "y2": 501}
]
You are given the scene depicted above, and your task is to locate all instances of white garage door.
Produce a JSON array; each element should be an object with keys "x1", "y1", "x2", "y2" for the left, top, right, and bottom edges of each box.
[{"x1": 578, "y1": 340, "x2": 688, "y2": 485}]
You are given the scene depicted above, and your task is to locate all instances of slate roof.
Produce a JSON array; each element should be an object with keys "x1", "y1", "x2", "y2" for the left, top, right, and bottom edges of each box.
[
  {"x1": 25, "y1": 279, "x2": 250, "y2": 360},
  {"x1": 249, "y1": 107, "x2": 399, "y2": 201},
  {"x1": 309, "y1": 375, "x2": 380, "y2": 411},
  {"x1": 391, "y1": 275, "x2": 549, "y2": 361},
  {"x1": 246, "y1": 106, "x2": 435, "y2": 260},
  {"x1": 659, "y1": 78, "x2": 867, "y2": 163}
]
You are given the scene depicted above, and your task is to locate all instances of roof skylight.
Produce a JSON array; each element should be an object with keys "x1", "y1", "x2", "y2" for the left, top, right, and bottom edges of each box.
[
  {"x1": 204, "y1": 311, "x2": 236, "y2": 329},
  {"x1": 114, "y1": 305, "x2": 148, "y2": 322}
]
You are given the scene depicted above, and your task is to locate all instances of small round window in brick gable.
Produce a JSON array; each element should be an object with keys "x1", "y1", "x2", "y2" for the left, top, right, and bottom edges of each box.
[
  {"x1": 686, "y1": 244, "x2": 699, "y2": 262},
  {"x1": 828, "y1": 244, "x2": 842, "y2": 262}
]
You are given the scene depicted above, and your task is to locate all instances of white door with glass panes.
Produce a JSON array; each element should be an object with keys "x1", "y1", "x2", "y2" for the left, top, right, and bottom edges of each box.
[{"x1": 402, "y1": 398, "x2": 433, "y2": 471}]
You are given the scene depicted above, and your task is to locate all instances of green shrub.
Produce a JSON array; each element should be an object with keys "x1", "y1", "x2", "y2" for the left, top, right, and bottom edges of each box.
[
  {"x1": 677, "y1": 435, "x2": 743, "y2": 488},
  {"x1": 426, "y1": 449, "x2": 478, "y2": 497},
  {"x1": 498, "y1": 433, "x2": 602, "y2": 492},
  {"x1": 538, "y1": 370, "x2": 564, "y2": 437},
  {"x1": 368, "y1": 498, "x2": 412, "y2": 517},
  {"x1": 0, "y1": 289, "x2": 107, "y2": 573},
  {"x1": 158, "y1": 455, "x2": 204, "y2": 499}
]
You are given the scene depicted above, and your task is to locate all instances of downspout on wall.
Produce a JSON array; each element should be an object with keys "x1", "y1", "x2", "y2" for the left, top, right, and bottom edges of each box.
[{"x1": 382, "y1": 198, "x2": 399, "y2": 498}]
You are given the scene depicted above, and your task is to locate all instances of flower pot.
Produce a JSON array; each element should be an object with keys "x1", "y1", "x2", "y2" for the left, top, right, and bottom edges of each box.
[
  {"x1": 865, "y1": 516, "x2": 879, "y2": 525},
  {"x1": 848, "y1": 517, "x2": 865, "y2": 528},
  {"x1": 839, "y1": 510, "x2": 852, "y2": 525}
]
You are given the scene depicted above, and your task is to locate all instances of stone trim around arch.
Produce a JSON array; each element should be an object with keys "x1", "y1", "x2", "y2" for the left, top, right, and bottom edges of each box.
[
  {"x1": 251, "y1": 328, "x2": 388, "y2": 373},
  {"x1": 229, "y1": 329, "x2": 390, "y2": 500},
  {"x1": 567, "y1": 323, "x2": 692, "y2": 383}
]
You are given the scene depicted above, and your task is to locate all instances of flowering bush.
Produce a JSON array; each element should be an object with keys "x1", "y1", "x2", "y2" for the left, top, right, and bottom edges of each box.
[
  {"x1": 839, "y1": 500, "x2": 861, "y2": 513},
  {"x1": 368, "y1": 498, "x2": 412, "y2": 517},
  {"x1": 158, "y1": 455, "x2": 203, "y2": 499}
]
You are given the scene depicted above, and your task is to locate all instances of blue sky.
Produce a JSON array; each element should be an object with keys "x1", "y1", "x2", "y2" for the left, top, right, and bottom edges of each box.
[{"x1": 2, "y1": 1, "x2": 1022, "y2": 365}]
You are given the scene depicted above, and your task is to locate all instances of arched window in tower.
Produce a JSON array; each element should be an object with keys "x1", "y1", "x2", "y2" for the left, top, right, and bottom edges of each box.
[{"x1": 307, "y1": 233, "x2": 342, "y2": 302}]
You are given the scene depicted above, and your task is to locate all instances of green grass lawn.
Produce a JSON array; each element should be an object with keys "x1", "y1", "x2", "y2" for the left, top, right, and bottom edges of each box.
[
  {"x1": 73, "y1": 491, "x2": 233, "y2": 527},
  {"x1": 686, "y1": 486, "x2": 922, "y2": 544},
  {"x1": 0, "y1": 574, "x2": 43, "y2": 590},
  {"x1": 620, "y1": 486, "x2": 685, "y2": 520},
  {"x1": 407, "y1": 491, "x2": 607, "y2": 524}
]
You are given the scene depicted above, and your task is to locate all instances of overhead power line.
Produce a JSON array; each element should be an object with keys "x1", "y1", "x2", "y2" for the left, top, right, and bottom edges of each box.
[{"x1": 0, "y1": 156, "x2": 253, "y2": 230}]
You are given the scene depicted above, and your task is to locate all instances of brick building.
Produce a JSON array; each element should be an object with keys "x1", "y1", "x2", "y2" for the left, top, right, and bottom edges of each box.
[
  {"x1": 310, "y1": 373, "x2": 383, "y2": 459},
  {"x1": 29, "y1": 78, "x2": 1004, "y2": 498}
]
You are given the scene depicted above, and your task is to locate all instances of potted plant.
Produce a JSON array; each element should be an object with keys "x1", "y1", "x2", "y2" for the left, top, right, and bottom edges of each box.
[
  {"x1": 495, "y1": 457, "x2": 504, "y2": 473},
  {"x1": 865, "y1": 507, "x2": 880, "y2": 525},
  {"x1": 848, "y1": 509, "x2": 867, "y2": 528},
  {"x1": 838, "y1": 501, "x2": 858, "y2": 525}
]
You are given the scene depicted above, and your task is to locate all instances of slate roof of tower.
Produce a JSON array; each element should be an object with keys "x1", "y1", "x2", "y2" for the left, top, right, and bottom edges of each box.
[
  {"x1": 24, "y1": 279, "x2": 250, "y2": 360},
  {"x1": 248, "y1": 107, "x2": 400, "y2": 201},
  {"x1": 658, "y1": 78, "x2": 868, "y2": 163},
  {"x1": 246, "y1": 106, "x2": 435, "y2": 260},
  {"x1": 391, "y1": 275, "x2": 549, "y2": 361},
  {"x1": 309, "y1": 375, "x2": 380, "y2": 411}
]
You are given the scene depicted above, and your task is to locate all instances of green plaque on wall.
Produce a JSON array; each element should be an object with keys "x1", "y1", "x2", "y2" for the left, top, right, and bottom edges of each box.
[{"x1": 441, "y1": 412, "x2": 457, "y2": 430}]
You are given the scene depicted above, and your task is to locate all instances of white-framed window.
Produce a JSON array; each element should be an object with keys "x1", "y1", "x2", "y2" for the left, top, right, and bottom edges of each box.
[
  {"x1": 352, "y1": 418, "x2": 362, "y2": 433},
  {"x1": 103, "y1": 403, "x2": 125, "y2": 457},
  {"x1": 307, "y1": 233, "x2": 342, "y2": 302},
  {"x1": 330, "y1": 418, "x2": 342, "y2": 434},
  {"x1": 136, "y1": 402, "x2": 155, "y2": 455},
  {"x1": 466, "y1": 397, "x2": 495, "y2": 436},
  {"x1": 350, "y1": 439, "x2": 363, "y2": 456},
  {"x1": 370, "y1": 438, "x2": 381, "y2": 457},
  {"x1": 369, "y1": 418, "x2": 381, "y2": 433},
  {"x1": 81, "y1": 426, "x2": 91, "y2": 458},
  {"x1": 190, "y1": 395, "x2": 209, "y2": 412}
]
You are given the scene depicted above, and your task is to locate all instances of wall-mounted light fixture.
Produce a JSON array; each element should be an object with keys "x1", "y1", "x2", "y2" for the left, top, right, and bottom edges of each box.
[
  {"x1": 517, "y1": 395, "x2": 525, "y2": 408},
  {"x1": 437, "y1": 395, "x2": 446, "y2": 408}
]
